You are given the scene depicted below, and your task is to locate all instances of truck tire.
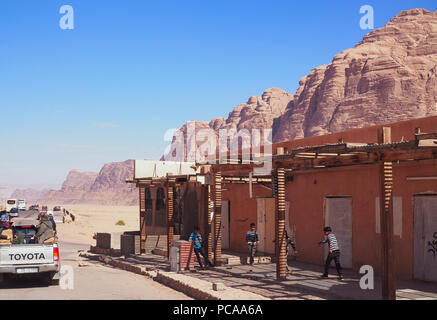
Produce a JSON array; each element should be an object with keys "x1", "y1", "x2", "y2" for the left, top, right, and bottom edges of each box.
[{"x1": 41, "y1": 272, "x2": 58, "y2": 286}]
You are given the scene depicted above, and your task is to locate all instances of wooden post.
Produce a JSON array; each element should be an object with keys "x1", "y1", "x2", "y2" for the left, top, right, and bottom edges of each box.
[
  {"x1": 207, "y1": 184, "x2": 214, "y2": 262},
  {"x1": 213, "y1": 172, "x2": 223, "y2": 266},
  {"x1": 139, "y1": 185, "x2": 146, "y2": 253},
  {"x1": 167, "y1": 180, "x2": 175, "y2": 259},
  {"x1": 151, "y1": 186, "x2": 157, "y2": 229},
  {"x1": 378, "y1": 127, "x2": 396, "y2": 300},
  {"x1": 275, "y1": 167, "x2": 287, "y2": 280}
]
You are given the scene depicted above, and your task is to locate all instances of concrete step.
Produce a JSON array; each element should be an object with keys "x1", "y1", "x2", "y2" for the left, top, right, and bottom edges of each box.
[{"x1": 221, "y1": 254, "x2": 272, "y2": 266}]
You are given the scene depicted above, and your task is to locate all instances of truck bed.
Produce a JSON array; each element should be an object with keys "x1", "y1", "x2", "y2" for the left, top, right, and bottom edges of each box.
[{"x1": 0, "y1": 243, "x2": 60, "y2": 275}]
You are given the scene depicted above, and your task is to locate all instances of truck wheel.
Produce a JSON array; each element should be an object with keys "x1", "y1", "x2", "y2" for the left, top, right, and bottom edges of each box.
[{"x1": 42, "y1": 272, "x2": 58, "y2": 286}]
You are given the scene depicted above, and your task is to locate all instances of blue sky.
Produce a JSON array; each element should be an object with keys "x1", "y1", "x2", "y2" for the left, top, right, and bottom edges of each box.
[{"x1": 0, "y1": 0, "x2": 435, "y2": 187}]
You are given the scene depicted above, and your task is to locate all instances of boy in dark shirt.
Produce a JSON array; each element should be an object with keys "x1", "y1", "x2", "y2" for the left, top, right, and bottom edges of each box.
[
  {"x1": 318, "y1": 226, "x2": 343, "y2": 280},
  {"x1": 246, "y1": 223, "x2": 259, "y2": 266}
]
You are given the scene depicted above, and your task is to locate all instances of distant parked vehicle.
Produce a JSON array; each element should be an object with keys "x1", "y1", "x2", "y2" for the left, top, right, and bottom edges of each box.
[
  {"x1": 9, "y1": 208, "x2": 19, "y2": 218},
  {"x1": 6, "y1": 199, "x2": 18, "y2": 213},
  {"x1": 17, "y1": 199, "x2": 26, "y2": 211},
  {"x1": 52, "y1": 211, "x2": 65, "y2": 224},
  {"x1": 29, "y1": 205, "x2": 39, "y2": 211}
]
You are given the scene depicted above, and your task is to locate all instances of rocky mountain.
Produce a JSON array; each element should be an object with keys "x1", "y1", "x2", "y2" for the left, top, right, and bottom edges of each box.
[
  {"x1": 209, "y1": 88, "x2": 294, "y2": 133},
  {"x1": 60, "y1": 170, "x2": 98, "y2": 192},
  {"x1": 165, "y1": 8, "x2": 437, "y2": 159},
  {"x1": 14, "y1": 160, "x2": 137, "y2": 206},
  {"x1": 274, "y1": 8, "x2": 437, "y2": 141}
]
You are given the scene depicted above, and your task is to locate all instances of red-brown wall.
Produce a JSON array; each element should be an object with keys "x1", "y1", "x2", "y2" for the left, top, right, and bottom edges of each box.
[
  {"x1": 223, "y1": 184, "x2": 272, "y2": 253},
  {"x1": 223, "y1": 160, "x2": 437, "y2": 280},
  {"x1": 221, "y1": 115, "x2": 437, "y2": 280}
]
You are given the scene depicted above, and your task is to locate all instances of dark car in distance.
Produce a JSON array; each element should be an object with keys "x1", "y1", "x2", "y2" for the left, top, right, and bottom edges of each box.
[{"x1": 9, "y1": 207, "x2": 19, "y2": 218}]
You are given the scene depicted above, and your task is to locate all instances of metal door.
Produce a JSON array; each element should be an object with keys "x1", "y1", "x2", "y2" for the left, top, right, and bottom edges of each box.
[
  {"x1": 221, "y1": 200, "x2": 230, "y2": 249},
  {"x1": 256, "y1": 198, "x2": 266, "y2": 253},
  {"x1": 256, "y1": 198, "x2": 275, "y2": 254},
  {"x1": 414, "y1": 195, "x2": 437, "y2": 282},
  {"x1": 324, "y1": 197, "x2": 353, "y2": 268},
  {"x1": 264, "y1": 198, "x2": 276, "y2": 254}
]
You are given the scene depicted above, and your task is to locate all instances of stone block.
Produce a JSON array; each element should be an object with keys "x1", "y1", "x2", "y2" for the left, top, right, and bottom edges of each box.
[{"x1": 212, "y1": 282, "x2": 226, "y2": 291}]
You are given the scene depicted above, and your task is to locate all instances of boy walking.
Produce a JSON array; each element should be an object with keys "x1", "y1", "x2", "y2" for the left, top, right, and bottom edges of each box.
[
  {"x1": 189, "y1": 226, "x2": 213, "y2": 270},
  {"x1": 285, "y1": 229, "x2": 298, "y2": 273},
  {"x1": 318, "y1": 226, "x2": 343, "y2": 280},
  {"x1": 246, "y1": 223, "x2": 259, "y2": 266}
]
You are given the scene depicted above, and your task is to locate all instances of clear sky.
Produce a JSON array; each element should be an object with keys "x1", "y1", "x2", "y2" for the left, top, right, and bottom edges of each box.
[{"x1": 0, "y1": 0, "x2": 435, "y2": 187}]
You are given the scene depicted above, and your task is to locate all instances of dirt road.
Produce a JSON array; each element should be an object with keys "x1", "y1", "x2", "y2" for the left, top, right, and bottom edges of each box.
[{"x1": 0, "y1": 209, "x2": 192, "y2": 299}]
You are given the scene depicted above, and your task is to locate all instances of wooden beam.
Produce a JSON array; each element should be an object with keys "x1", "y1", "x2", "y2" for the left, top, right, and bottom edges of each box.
[
  {"x1": 380, "y1": 160, "x2": 396, "y2": 300},
  {"x1": 378, "y1": 127, "x2": 396, "y2": 300},
  {"x1": 166, "y1": 180, "x2": 175, "y2": 259},
  {"x1": 207, "y1": 185, "x2": 214, "y2": 262},
  {"x1": 275, "y1": 168, "x2": 287, "y2": 280},
  {"x1": 213, "y1": 172, "x2": 223, "y2": 266},
  {"x1": 139, "y1": 186, "x2": 146, "y2": 253},
  {"x1": 415, "y1": 132, "x2": 437, "y2": 140},
  {"x1": 273, "y1": 148, "x2": 437, "y2": 171}
]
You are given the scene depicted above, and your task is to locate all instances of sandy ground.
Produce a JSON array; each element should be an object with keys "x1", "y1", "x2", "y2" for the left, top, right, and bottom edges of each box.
[{"x1": 55, "y1": 204, "x2": 139, "y2": 245}]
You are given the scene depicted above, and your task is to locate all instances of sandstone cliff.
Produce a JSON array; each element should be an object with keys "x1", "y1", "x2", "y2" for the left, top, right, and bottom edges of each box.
[
  {"x1": 165, "y1": 8, "x2": 437, "y2": 158},
  {"x1": 274, "y1": 8, "x2": 437, "y2": 141}
]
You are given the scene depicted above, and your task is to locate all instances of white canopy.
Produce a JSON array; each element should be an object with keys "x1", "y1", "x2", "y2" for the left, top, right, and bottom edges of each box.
[{"x1": 134, "y1": 160, "x2": 200, "y2": 180}]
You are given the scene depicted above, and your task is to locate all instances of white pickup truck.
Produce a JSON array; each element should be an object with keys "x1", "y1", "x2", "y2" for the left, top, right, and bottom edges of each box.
[{"x1": 0, "y1": 222, "x2": 60, "y2": 285}]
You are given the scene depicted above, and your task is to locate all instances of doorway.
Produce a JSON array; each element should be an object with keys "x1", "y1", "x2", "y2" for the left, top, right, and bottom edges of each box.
[
  {"x1": 324, "y1": 196, "x2": 353, "y2": 268},
  {"x1": 256, "y1": 198, "x2": 276, "y2": 254},
  {"x1": 414, "y1": 195, "x2": 437, "y2": 282},
  {"x1": 221, "y1": 200, "x2": 230, "y2": 250}
]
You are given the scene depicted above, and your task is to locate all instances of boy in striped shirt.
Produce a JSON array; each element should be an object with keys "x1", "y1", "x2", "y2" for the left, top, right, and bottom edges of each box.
[{"x1": 319, "y1": 226, "x2": 343, "y2": 280}]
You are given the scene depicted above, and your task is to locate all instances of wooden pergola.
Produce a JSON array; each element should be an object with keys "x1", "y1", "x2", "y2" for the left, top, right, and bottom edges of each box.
[
  {"x1": 202, "y1": 127, "x2": 437, "y2": 300},
  {"x1": 132, "y1": 174, "x2": 201, "y2": 257}
]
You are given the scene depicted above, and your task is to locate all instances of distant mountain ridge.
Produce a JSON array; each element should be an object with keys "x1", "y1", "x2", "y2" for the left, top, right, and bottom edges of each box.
[{"x1": 11, "y1": 160, "x2": 137, "y2": 206}]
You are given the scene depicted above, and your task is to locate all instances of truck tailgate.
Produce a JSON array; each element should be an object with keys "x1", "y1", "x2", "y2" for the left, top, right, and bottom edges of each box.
[{"x1": 0, "y1": 244, "x2": 54, "y2": 265}]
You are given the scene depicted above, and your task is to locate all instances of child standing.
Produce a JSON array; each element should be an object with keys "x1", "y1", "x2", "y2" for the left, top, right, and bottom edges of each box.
[
  {"x1": 285, "y1": 229, "x2": 298, "y2": 274},
  {"x1": 318, "y1": 226, "x2": 343, "y2": 280},
  {"x1": 246, "y1": 223, "x2": 259, "y2": 266},
  {"x1": 189, "y1": 226, "x2": 213, "y2": 270}
]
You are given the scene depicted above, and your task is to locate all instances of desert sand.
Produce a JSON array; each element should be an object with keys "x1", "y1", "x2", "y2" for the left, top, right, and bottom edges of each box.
[{"x1": 54, "y1": 204, "x2": 139, "y2": 245}]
